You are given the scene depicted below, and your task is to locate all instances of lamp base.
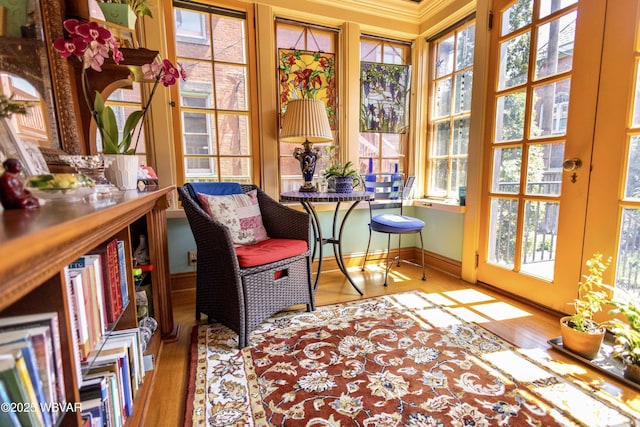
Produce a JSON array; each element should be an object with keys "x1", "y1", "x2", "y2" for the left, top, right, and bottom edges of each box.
[
  {"x1": 299, "y1": 182, "x2": 317, "y2": 192},
  {"x1": 293, "y1": 141, "x2": 320, "y2": 193}
]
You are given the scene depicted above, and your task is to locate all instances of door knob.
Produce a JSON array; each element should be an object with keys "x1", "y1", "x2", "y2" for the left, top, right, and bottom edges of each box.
[{"x1": 562, "y1": 158, "x2": 582, "y2": 171}]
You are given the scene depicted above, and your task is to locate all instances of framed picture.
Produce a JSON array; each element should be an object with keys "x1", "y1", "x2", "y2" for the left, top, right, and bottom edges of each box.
[
  {"x1": 94, "y1": 19, "x2": 138, "y2": 49},
  {"x1": 278, "y1": 49, "x2": 336, "y2": 129},
  {"x1": 360, "y1": 62, "x2": 411, "y2": 133},
  {"x1": 0, "y1": 118, "x2": 49, "y2": 176}
]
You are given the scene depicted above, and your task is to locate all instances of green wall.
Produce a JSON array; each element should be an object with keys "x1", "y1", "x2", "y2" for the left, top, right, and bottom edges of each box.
[{"x1": 168, "y1": 205, "x2": 463, "y2": 274}]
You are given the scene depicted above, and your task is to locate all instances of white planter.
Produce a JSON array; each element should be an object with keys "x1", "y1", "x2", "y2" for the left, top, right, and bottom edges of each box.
[{"x1": 104, "y1": 154, "x2": 139, "y2": 190}]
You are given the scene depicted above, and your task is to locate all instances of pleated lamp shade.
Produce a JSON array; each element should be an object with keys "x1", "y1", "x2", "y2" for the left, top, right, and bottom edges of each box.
[{"x1": 280, "y1": 99, "x2": 333, "y2": 143}]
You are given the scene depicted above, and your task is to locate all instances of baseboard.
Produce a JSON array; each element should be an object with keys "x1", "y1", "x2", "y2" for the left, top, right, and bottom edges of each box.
[
  {"x1": 170, "y1": 248, "x2": 461, "y2": 292},
  {"x1": 171, "y1": 271, "x2": 196, "y2": 291}
]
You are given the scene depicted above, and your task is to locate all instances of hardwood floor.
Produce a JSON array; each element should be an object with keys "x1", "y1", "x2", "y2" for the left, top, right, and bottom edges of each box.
[{"x1": 143, "y1": 262, "x2": 640, "y2": 426}]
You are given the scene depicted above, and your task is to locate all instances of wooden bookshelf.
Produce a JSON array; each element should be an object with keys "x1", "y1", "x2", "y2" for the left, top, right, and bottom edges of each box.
[{"x1": 0, "y1": 187, "x2": 175, "y2": 426}]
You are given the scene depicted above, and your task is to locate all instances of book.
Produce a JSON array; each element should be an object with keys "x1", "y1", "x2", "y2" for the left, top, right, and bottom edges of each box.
[
  {"x1": 0, "y1": 353, "x2": 44, "y2": 427},
  {"x1": 80, "y1": 376, "x2": 109, "y2": 427},
  {"x1": 66, "y1": 269, "x2": 90, "y2": 362},
  {"x1": 0, "y1": 330, "x2": 52, "y2": 426},
  {"x1": 105, "y1": 328, "x2": 145, "y2": 393},
  {"x1": 89, "y1": 240, "x2": 123, "y2": 325},
  {"x1": 0, "y1": 313, "x2": 66, "y2": 412},
  {"x1": 0, "y1": 380, "x2": 21, "y2": 426},
  {"x1": 85, "y1": 367, "x2": 121, "y2": 427},
  {"x1": 13, "y1": 351, "x2": 46, "y2": 426},
  {"x1": 116, "y1": 240, "x2": 130, "y2": 308},
  {"x1": 69, "y1": 255, "x2": 107, "y2": 354}
]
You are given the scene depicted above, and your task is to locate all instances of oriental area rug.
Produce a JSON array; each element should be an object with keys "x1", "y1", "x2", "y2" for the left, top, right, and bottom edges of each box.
[{"x1": 185, "y1": 291, "x2": 640, "y2": 426}]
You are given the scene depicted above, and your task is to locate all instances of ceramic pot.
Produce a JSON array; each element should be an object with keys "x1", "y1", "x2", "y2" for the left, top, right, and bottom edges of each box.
[
  {"x1": 104, "y1": 154, "x2": 139, "y2": 190},
  {"x1": 330, "y1": 176, "x2": 359, "y2": 193},
  {"x1": 560, "y1": 316, "x2": 606, "y2": 359}
]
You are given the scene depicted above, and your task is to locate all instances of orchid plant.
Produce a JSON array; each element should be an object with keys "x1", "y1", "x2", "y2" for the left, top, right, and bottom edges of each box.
[{"x1": 53, "y1": 19, "x2": 186, "y2": 154}]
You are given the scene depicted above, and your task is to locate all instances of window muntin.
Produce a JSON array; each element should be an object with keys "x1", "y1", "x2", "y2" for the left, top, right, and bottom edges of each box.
[{"x1": 427, "y1": 20, "x2": 475, "y2": 199}]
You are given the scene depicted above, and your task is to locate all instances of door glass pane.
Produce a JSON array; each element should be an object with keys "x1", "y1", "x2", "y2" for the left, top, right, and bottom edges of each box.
[
  {"x1": 534, "y1": 11, "x2": 577, "y2": 80},
  {"x1": 452, "y1": 158, "x2": 468, "y2": 194},
  {"x1": 625, "y1": 135, "x2": 640, "y2": 199},
  {"x1": 219, "y1": 157, "x2": 251, "y2": 182},
  {"x1": 453, "y1": 117, "x2": 470, "y2": 155},
  {"x1": 434, "y1": 122, "x2": 450, "y2": 155},
  {"x1": 526, "y1": 142, "x2": 564, "y2": 195},
  {"x1": 430, "y1": 159, "x2": 448, "y2": 196},
  {"x1": 175, "y1": 9, "x2": 211, "y2": 60},
  {"x1": 488, "y1": 197, "x2": 519, "y2": 268},
  {"x1": 495, "y1": 90, "x2": 526, "y2": 142},
  {"x1": 492, "y1": 146, "x2": 522, "y2": 193},
  {"x1": 456, "y1": 24, "x2": 475, "y2": 70},
  {"x1": 633, "y1": 63, "x2": 640, "y2": 127},
  {"x1": 185, "y1": 157, "x2": 216, "y2": 179},
  {"x1": 616, "y1": 208, "x2": 640, "y2": 297},
  {"x1": 436, "y1": 36, "x2": 454, "y2": 78},
  {"x1": 434, "y1": 78, "x2": 452, "y2": 117},
  {"x1": 501, "y1": 0, "x2": 533, "y2": 36},
  {"x1": 381, "y1": 133, "x2": 401, "y2": 157},
  {"x1": 520, "y1": 200, "x2": 558, "y2": 280},
  {"x1": 183, "y1": 112, "x2": 216, "y2": 155},
  {"x1": 217, "y1": 114, "x2": 250, "y2": 155},
  {"x1": 212, "y1": 16, "x2": 246, "y2": 64},
  {"x1": 214, "y1": 64, "x2": 247, "y2": 111},
  {"x1": 530, "y1": 78, "x2": 571, "y2": 138},
  {"x1": 498, "y1": 32, "x2": 531, "y2": 90},
  {"x1": 179, "y1": 60, "x2": 214, "y2": 108},
  {"x1": 454, "y1": 70, "x2": 473, "y2": 113},
  {"x1": 539, "y1": 0, "x2": 578, "y2": 19}
]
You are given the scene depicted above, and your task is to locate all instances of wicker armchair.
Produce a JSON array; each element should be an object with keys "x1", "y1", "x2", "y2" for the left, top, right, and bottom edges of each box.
[{"x1": 178, "y1": 183, "x2": 315, "y2": 348}]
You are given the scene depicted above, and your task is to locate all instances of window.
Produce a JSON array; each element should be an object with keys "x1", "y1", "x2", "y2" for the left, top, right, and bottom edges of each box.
[
  {"x1": 427, "y1": 19, "x2": 475, "y2": 199},
  {"x1": 276, "y1": 20, "x2": 338, "y2": 192},
  {"x1": 359, "y1": 36, "x2": 411, "y2": 176},
  {"x1": 172, "y1": 2, "x2": 255, "y2": 183}
]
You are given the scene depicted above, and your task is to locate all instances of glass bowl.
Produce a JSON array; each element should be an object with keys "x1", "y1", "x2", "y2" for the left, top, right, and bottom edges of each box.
[{"x1": 25, "y1": 173, "x2": 96, "y2": 202}]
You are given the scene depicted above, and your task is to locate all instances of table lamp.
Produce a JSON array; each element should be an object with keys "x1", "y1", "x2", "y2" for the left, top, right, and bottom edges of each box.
[{"x1": 280, "y1": 99, "x2": 333, "y2": 192}]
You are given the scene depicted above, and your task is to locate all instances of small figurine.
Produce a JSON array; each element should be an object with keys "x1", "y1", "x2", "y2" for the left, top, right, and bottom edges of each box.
[{"x1": 0, "y1": 158, "x2": 39, "y2": 210}]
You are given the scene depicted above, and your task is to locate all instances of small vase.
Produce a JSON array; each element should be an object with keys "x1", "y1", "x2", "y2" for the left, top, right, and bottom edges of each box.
[{"x1": 104, "y1": 154, "x2": 139, "y2": 191}]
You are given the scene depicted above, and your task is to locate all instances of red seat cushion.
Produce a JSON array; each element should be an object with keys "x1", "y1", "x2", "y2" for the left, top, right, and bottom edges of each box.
[{"x1": 235, "y1": 238, "x2": 308, "y2": 268}]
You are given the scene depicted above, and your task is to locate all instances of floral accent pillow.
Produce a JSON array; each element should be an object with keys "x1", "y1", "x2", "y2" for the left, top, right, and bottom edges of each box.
[{"x1": 197, "y1": 190, "x2": 269, "y2": 245}]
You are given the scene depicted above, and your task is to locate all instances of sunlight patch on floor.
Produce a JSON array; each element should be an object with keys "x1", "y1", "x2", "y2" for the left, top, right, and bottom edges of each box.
[
  {"x1": 448, "y1": 307, "x2": 490, "y2": 323},
  {"x1": 471, "y1": 302, "x2": 532, "y2": 320},
  {"x1": 421, "y1": 293, "x2": 459, "y2": 306},
  {"x1": 483, "y1": 350, "x2": 555, "y2": 382},
  {"x1": 416, "y1": 308, "x2": 462, "y2": 328},
  {"x1": 519, "y1": 348, "x2": 588, "y2": 376},
  {"x1": 392, "y1": 292, "x2": 433, "y2": 309},
  {"x1": 443, "y1": 289, "x2": 495, "y2": 304}
]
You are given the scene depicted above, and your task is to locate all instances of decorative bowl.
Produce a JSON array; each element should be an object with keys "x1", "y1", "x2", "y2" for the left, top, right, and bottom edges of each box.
[{"x1": 25, "y1": 173, "x2": 96, "y2": 202}]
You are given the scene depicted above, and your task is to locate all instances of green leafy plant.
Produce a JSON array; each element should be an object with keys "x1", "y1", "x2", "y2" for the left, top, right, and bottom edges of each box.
[
  {"x1": 0, "y1": 94, "x2": 30, "y2": 118},
  {"x1": 566, "y1": 253, "x2": 611, "y2": 332},
  {"x1": 608, "y1": 294, "x2": 640, "y2": 365},
  {"x1": 323, "y1": 161, "x2": 359, "y2": 179}
]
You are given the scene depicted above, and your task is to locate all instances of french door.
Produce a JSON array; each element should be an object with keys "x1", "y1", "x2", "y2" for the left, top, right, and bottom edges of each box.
[{"x1": 478, "y1": 0, "x2": 640, "y2": 311}]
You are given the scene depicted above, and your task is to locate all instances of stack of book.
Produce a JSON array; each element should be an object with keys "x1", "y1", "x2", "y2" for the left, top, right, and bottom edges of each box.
[
  {"x1": 65, "y1": 239, "x2": 131, "y2": 376},
  {"x1": 0, "y1": 312, "x2": 66, "y2": 427},
  {"x1": 0, "y1": 238, "x2": 146, "y2": 426}
]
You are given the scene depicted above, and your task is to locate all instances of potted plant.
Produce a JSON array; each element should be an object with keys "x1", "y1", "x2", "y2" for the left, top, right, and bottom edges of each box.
[
  {"x1": 560, "y1": 253, "x2": 611, "y2": 359},
  {"x1": 98, "y1": 0, "x2": 153, "y2": 29},
  {"x1": 607, "y1": 295, "x2": 640, "y2": 382},
  {"x1": 53, "y1": 19, "x2": 186, "y2": 189},
  {"x1": 323, "y1": 161, "x2": 360, "y2": 193}
]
